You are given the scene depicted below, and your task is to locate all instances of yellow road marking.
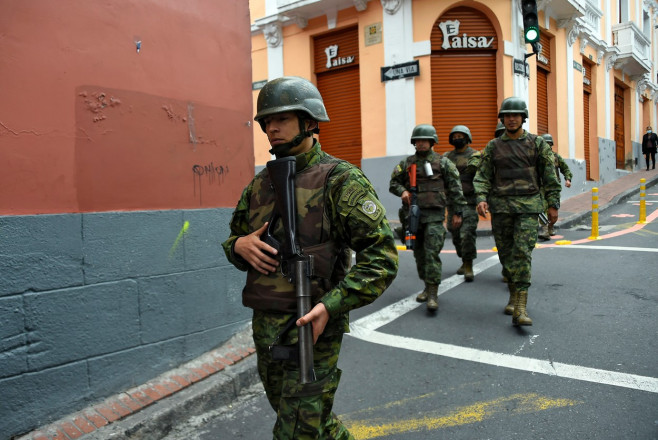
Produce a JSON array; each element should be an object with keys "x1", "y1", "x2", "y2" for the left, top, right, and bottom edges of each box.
[{"x1": 343, "y1": 393, "x2": 579, "y2": 439}]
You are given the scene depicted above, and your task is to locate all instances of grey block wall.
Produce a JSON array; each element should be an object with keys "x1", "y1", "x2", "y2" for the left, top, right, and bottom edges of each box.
[{"x1": 0, "y1": 208, "x2": 250, "y2": 438}]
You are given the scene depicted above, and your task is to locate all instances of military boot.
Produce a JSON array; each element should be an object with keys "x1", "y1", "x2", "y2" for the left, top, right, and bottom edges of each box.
[
  {"x1": 416, "y1": 284, "x2": 429, "y2": 302},
  {"x1": 462, "y1": 260, "x2": 474, "y2": 282},
  {"x1": 426, "y1": 284, "x2": 439, "y2": 311},
  {"x1": 456, "y1": 263, "x2": 465, "y2": 275},
  {"x1": 504, "y1": 283, "x2": 517, "y2": 315},
  {"x1": 548, "y1": 224, "x2": 556, "y2": 236},
  {"x1": 538, "y1": 224, "x2": 550, "y2": 241},
  {"x1": 512, "y1": 290, "x2": 532, "y2": 326}
]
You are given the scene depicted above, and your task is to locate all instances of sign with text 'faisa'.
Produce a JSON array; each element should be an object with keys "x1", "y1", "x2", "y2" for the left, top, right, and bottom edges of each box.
[
  {"x1": 438, "y1": 20, "x2": 494, "y2": 49},
  {"x1": 325, "y1": 44, "x2": 355, "y2": 69}
]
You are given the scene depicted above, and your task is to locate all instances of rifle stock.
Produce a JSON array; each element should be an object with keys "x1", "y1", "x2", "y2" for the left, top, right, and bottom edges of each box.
[{"x1": 265, "y1": 157, "x2": 316, "y2": 384}]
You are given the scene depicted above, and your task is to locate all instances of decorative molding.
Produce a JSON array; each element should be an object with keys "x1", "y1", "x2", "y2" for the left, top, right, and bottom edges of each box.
[
  {"x1": 596, "y1": 49, "x2": 604, "y2": 65},
  {"x1": 381, "y1": 0, "x2": 402, "y2": 15},
  {"x1": 286, "y1": 14, "x2": 308, "y2": 29},
  {"x1": 353, "y1": 0, "x2": 368, "y2": 11},
  {"x1": 605, "y1": 53, "x2": 618, "y2": 71},
  {"x1": 579, "y1": 35, "x2": 589, "y2": 54},
  {"x1": 263, "y1": 22, "x2": 282, "y2": 48}
]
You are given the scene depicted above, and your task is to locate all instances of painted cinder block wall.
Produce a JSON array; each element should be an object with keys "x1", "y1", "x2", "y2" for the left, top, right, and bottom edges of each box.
[{"x1": 0, "y1": 2, "x2": 253, "y2": 438}]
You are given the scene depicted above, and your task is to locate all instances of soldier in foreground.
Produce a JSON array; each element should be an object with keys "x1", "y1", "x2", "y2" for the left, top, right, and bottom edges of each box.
[
  {"x1": 222, "y1": 76, "x2": 398, "y2": 439},
  {"x1": 538, "y1": 133, "x2": 572, "y2": 239},
  {"x1": 443, "y1": 125, "x2": 481, "y2": 281},
  {"x1": 474, "y1": 97, "x2": 561, "y2": 326},
  {"x1": 389, "y1": 124, "x2": 466, "y2": 312}
]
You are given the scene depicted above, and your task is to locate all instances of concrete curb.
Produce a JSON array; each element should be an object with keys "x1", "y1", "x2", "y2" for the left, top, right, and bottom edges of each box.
[{"x1": 17, "y1": 324, "x2": 259, "y2": 440}]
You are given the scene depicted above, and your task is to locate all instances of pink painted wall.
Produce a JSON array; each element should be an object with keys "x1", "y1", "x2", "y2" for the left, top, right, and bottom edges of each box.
[{"x1": 0, "y1": 0, "x2": 253, "y2": 214}]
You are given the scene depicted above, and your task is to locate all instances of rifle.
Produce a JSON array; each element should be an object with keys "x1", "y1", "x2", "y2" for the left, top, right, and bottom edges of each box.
[
  {"x1": 405, "y1": 163, "x2": 420, "y2": 250},
  {"x1": 264, "y1": 156, "x2": 316, "y2": 384}
]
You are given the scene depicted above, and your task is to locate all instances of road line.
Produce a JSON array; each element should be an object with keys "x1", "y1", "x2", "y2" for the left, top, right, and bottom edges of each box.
[
  {"x1": 556, "y1": 245, "x2": 658, "y2": 252},
  {"x1": 354, "y1": 255, "x2": 500, "y2": 332},
  {"x1": 348, "y1": 327, "x2": 658, "y2": 394}
]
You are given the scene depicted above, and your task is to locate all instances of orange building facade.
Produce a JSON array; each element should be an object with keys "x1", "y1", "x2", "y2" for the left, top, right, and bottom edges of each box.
[{"x1": 250, "y1": 0, "x2": 658, "y2": 214}]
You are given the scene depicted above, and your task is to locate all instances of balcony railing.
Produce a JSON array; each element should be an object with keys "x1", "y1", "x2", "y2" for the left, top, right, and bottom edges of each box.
[{"x1": 612, "y1": 21, "x2": 651, "y2": 77}]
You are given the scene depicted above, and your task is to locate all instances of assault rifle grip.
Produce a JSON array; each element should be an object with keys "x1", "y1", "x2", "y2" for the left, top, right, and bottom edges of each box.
[{"x1": 405, "y1": 163, "x2": 420, "y2": 250}]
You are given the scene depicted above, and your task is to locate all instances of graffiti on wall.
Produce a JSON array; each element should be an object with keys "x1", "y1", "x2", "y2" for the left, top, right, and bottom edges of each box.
[{"x1": 192, "y1": 162, "x2": 230, "y2": 205}]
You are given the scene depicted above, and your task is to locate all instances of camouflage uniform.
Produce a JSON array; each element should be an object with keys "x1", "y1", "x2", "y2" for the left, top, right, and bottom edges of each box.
[
  {"x1": 223, "y1": 142, "x2": 398, "y2": 439},
  {"x1": 444, "y1": 147, "x2": 481, "y2": 262},
  {"x1": 389, "y1": 151, "x2": 466, "y2": 288},
  {"x1": 473, "y1": 131, "x2": 560, "y2": 315},
  {"x1": 539, "y1": 151, "x2": 572, "y2": 237}
]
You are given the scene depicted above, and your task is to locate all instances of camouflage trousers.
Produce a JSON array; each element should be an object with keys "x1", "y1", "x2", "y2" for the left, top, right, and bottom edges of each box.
[
  {"x1": 413, "y1": 220, "x2": 446, "y2": 285},
  {"x1": 252, "y1": 310, "x2": 354, "y2": 440},
  {"x1": 447, "y1": 204, "x2": 479, "y2": 260},
  {"x1": 491, "y1": 213, "x2": 538, "y2": 291}
]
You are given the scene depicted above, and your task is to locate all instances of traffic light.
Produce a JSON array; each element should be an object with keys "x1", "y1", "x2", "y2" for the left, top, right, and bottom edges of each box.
[{"x1": 521, "y1": 0, "x2": 540, "y2": 44}]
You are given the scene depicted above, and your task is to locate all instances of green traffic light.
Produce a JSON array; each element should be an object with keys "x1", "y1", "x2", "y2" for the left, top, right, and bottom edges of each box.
[{"x1": 525, "y1": 27, "x2": 539, "y2": 43}]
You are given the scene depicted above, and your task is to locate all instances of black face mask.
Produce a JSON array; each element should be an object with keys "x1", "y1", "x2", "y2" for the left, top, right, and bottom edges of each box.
[{"x1": 450, "y1": 138, "x2": 467, "y2": 149}]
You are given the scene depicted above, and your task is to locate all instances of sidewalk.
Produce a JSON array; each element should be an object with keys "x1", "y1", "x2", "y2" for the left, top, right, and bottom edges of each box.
[{"x1": 16, "y1": 170, "x2": 658, "y2": 440}]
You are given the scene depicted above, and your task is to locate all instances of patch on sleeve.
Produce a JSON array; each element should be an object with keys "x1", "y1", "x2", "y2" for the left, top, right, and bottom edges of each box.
[
  {"x1": 357, "y1": 197, "x2": 385, "y2": 222},
  {"x1": 341, "y1": 183, "x2": 366, "y2": 207}
]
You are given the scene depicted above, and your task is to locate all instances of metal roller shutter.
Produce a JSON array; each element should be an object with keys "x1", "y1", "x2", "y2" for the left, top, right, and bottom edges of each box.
[
  {"x1": 537, "y1": 68, "x2": 549, "y2": 135},
  {"x1": 430, "y1": 6, "x2": 498, "y2": 153},
  {"x1": 316, "y1": 67, "x2": 362, "y2": 167},
  {"x1": 583, "y1": 59, "x2": 593, "y2": 179},
  {"x1": 314, "y1": 27, "x2": 362, "y2": 167}
]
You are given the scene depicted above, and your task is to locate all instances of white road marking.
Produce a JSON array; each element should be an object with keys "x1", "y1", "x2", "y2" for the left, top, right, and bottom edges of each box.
[
  {"x1": 349, "y1": 253, "x2": 658, "y2": 394},
  {"x1": 557, "y1": 245, "x2": 658, "y2": 252}
]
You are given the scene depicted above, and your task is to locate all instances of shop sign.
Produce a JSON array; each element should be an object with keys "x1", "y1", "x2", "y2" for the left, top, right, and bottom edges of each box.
[
  {"x1": 325, "y1": 45, "x2": 355, "y2": 69},
  {"x1": 438, "y1": 20, "x2": 494, "y2": 50},
  {"x1": 380, "y1": 60, "x2": 420, "y2": 82}
]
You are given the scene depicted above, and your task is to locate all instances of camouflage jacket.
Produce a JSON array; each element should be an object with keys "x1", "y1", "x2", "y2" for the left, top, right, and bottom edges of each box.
[
  {"x1": 554, "y1": 152, "x2": 573, "y2": 183},
  {"x1": 443, "y1": 147, "x2": 481, "y2": 204},
  {"x1": 473, "y1": 130, "x2": 561, "y2": 213},
  {"x1": 222, "y1": 142, "x2": 398, "y2": 331},
  {"x1": 389, "y1": 150, "x2": 466, "y2": 222}
]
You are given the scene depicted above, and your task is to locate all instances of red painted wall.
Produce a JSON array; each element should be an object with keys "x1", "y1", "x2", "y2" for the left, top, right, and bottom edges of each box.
[{"x1": 0, "y1": 0, "x2": 253, "y2": 214}]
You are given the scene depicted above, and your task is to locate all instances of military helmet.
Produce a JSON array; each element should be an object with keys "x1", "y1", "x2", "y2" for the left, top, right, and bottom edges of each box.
[
  {"x1": 449, "y1": 125, "x2": 472, "y2": 143},
  {"x1": 498, "y1": 96, "x2": 529, "y2": 119},
  {"x1": 254, "y1": 77, "x2": 329, "y2": 131},
  {"x1": 541, "y1": 133, "x2": 554, "y2": 146},
  {"x1": 494, "y1": 121, "x2": 505, "y2": 137},
  {"x1": 410, "y1": 124, "x2": 439, "y2": 144}
]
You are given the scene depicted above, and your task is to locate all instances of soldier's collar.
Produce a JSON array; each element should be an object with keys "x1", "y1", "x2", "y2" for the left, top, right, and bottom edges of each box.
[{"x1": 294, "y1": 141, "x2": 321, "y2": 171}]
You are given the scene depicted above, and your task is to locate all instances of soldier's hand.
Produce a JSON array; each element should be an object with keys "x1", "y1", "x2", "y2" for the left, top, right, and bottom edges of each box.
[
  {"x1": 401, "y1": 190, "x2": 411, "y2": 205},
  {"x1": 547, "y1": 207, "x2": 558, "y2": 225},
  {"x1": 565, "y1": 179, "x2": 572, "y2": 188},
  {"x1": 233, "y1": 222, "x2": 279, "y2": 274},
  {"x1": 452, "y1": 214, "x2": 463, "y2": 230},
  {"x1": 296, "y1": 302, "x2": 329, "y2": 344},
  {"x1": 477, "y1": 201, "x2": 489, "y2": 217}
]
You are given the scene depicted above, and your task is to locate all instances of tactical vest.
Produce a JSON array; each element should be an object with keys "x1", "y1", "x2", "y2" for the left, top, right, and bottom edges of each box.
[
  {"x1": 242, "y1": 160, "x2": 351, "y2": 313},
  {"x1": 404, "y1": 154, "x2": 446, "y2": 209},
  {"x1": 491, "y1": 135, "x2": 540, "y2": 196},
  {"x1": 445, "y1": 147, "x2": 476, "y2": 195}
]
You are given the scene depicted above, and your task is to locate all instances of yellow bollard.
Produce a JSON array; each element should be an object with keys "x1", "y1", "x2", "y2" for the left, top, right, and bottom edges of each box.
[
  {"x1": 588, "y1": 187, "x2": 601, "y2": 240},
  {"x1": 638, "y1": 178, "x2": 647, "y2": 224}
]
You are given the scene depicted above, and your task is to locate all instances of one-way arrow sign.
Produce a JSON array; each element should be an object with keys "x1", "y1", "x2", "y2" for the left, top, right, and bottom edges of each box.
[{"x1": 380, "y1": 60, "x2": 420, "y2": 82}]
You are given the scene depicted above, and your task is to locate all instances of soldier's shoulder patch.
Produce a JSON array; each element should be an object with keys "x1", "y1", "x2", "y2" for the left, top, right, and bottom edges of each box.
[
  {"x1": 356, "y1": 196, "x2": 385, "y2": 224},
  {"x1": 341, "y1": 183, "x2": 366, "y2": 207}
]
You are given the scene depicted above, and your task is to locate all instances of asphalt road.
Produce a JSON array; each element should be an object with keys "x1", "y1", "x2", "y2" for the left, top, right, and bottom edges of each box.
[{"x1": 164, "y1": 198, "x2": 658, "y2": 440}]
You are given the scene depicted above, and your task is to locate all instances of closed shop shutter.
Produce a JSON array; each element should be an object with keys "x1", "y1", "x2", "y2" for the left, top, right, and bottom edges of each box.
[
  {"x1": 584, "y1": 90, "x2": 591, "y2": 179},
  {"x1": 583, "y1": 58, "x2": 593, "y2": 179},
  {"x1": 431, "y1": 6, "x2": 498, "y2": 153},
  {"x1": 537, "y1": 68, "x2": 549, "y2": 135},
  {"x1": 614, "y1": 83, "x2": 625, "y2": 169},
  {"x1": 314, "y1": 27, "x2": 361, "y2": 167}
]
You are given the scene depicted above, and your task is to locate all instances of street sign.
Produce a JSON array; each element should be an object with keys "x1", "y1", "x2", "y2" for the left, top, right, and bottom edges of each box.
[{"x1": 380, "y1": 60, "x2": 420, "y2": 82}]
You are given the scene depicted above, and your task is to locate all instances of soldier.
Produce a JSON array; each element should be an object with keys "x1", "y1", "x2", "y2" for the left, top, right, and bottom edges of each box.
[
  {"x1": 474, "y1": 97, "x2": 561, "y2": 326},
  {"x1": 538, "y1": 133, "x2": 572, "y2": 239},
  {"x1": 443, "y1": 125, "x2": 481, "y2": 281},
  {"x1": 222, "y1": 76, "x2": 398, "y2": 439},
  {"x1": 389, "y1": 124, "x2": 466, "y2": 312}
]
